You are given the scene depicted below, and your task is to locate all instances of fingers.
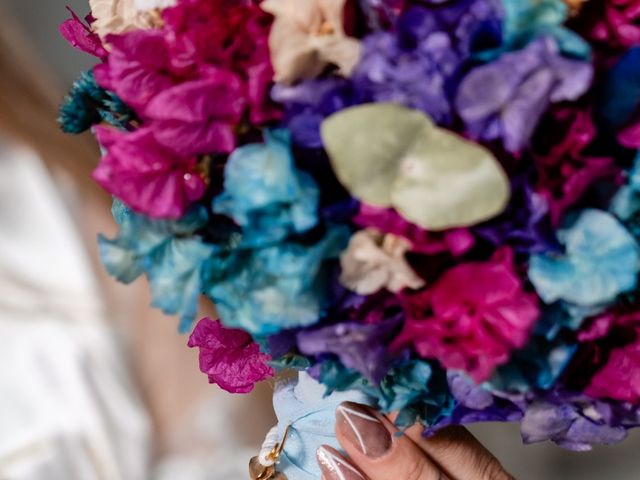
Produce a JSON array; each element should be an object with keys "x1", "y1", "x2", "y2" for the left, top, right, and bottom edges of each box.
[
  {"x1": 333, "y1": 402, "x2": 444, "y2": 480},
  {"x1": 395, "y1": 418, "x2": 514, "y2": 480},
  {"x1": 317, "y1": 445, "x2": 368, "y2": 480}
]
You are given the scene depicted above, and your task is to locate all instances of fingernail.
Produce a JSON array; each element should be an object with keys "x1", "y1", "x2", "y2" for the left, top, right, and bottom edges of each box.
[
  {"x1": 317, "y1": 445, "x2": 366, "y2": 480},
  {"x1": 336, "y1": 402, "x2": 392, "y2": 458}
]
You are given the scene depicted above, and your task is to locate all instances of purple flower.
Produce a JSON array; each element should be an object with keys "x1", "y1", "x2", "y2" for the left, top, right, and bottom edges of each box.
[
  {"x1": 353, "y1": 1, "x2": 501, "y2": 125},
  {"x1": 455, "y1": 36, "x2": 593, "y2": 152},
  {"x1": 474, "y1": 173, "x2": 558, "y2": 254},
  {"x1": 297, "y1": 314, "x2": 402, "y2": 384}
]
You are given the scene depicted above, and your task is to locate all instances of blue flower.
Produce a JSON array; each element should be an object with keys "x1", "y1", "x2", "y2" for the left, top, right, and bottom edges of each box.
[
  {"x1": 205, "y1": 225, "x2": 350, "y2": 336},
  {"x1": 213, "y1": 130, "x2": 320, "y2": 248},
  {"x1": 378, "y1": 360, "x2": 453, "y2": 428},
  {"x1": 99, "y1": 200, "x2": 213, "y2": 332},
  {"x1": 495, "y1": 0, "x2": 590, "y2": 59},
  {"x1": 528, "y1": 209, "x2": 640, "y2": 308},
  {"x1": 611, "y1": 152, "x2": 640, "y2": 223}
]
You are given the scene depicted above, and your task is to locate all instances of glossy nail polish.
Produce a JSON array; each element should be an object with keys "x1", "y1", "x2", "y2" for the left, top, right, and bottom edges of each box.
[
  {"x1": 336, "y1": 402, "x2": 392, "y2": 458},
  {"x1": 317, "y1": 445, "x2": 366, "y2": 480}
]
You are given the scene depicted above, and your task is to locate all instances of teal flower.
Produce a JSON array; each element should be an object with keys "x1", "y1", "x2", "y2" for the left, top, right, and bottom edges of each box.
[
  {"x1": 378, "y1": 360, "x2": 453, "y2": 428},
  {"x1": 99, "y1": 200, "x2": 213, "y2": 332},
  {"x1": 206, "y1": 225, "x2": 350, "y2": 336},
  {"x1": 480, "y1": 0, "x2": 590, "y2": 60},
  {"x1": 528, "y1": 209, "x2": 640, "y2": 308},
  {"x1": 213, "y1": 130, "x2": 320, "y2": 248}
]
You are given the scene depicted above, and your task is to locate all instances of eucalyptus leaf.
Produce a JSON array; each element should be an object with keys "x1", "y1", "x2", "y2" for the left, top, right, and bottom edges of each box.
[{"x1": 321, "y1": 103, "x2": 511, "y2": 230}]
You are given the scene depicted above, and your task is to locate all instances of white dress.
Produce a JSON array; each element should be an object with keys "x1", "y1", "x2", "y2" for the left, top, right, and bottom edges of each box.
[
  {"x1": 0, "y1": 142, "x2": 151, "y2": 480},
  {"x1": 0, "y1": 142, "x2": 258, "y2": 480}
]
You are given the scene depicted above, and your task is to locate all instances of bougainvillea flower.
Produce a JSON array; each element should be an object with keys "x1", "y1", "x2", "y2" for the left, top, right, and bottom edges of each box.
[
  {"x1": 89, "y1": 0, "x2": 166, "y2": 38},
  {"x1": 261, "y1": 0, "x2": 362, "y2": 84},
  {"x1": 589, "y1": 0, "x2": 640, "y2": 48},
  {"x1": 144, "y1": 73, "x2": 247, "y2": 156},
  {"x1": 93, "y1": 29, "x2": 178, "y2": 116},
  {"x1": 533, "y1": 107, "x2": 620, "y2": 226},
  {"x1": 394, "y1": 248, "x2": 539, "y2": 382},
  {"x1": 161, "y1": 0, "x2": 280, "y2": 124},
  {"x1": 59, "y1": 8, "x2": 108, "y2": 58},
  {"x1": 354, "y1": 204, "x2": 475, "y2": 256},
  {"x1": 188, "y1": 317, "x2": 274, "y2": 393},
  {"x1": 456, "y1": 36, "x2": 593, "y2": 153},
  {"x1": 529, "y1": 209, "x2": 640, "y2": 308},
  {"x1": 339, "y1": 228, "x2": 425, "y2": 295},
  {"x1": 94, "y1": 126, "x2": 206, "y2": 218}
]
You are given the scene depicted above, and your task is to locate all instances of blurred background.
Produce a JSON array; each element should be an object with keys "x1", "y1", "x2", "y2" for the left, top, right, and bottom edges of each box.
[{"x1": 1, "y1": 0, "x2": 640, "y2": 479}]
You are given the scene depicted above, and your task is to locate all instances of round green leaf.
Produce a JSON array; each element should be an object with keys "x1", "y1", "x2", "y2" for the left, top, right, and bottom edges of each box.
[{"x1": 321, "y1": 103, "x2": 510, "y2": 231}]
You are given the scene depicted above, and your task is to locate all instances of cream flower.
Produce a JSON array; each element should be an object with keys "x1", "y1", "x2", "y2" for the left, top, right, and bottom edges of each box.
[
  {"x1": 261, "y1": 0, "x2": 362, "y2": 84},
  {"x1": 339, "y1": 229, "x2": 426, "y2": 295},
  {"x1": 89, "y1": 0, "x2": 172, "y2": 38}
]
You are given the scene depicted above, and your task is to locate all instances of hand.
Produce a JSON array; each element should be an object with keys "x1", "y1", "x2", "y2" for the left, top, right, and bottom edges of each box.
[{"x1": 316, "y1": 402, "x2": 514, "y2": 480}]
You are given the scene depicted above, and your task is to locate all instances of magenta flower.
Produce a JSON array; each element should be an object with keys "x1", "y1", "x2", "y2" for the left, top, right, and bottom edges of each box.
[
  {"x1": 93, "y1": 29, "x2": 178, "y2": 116},
  {"x1": 162, "y1": 0, "x2": 280, "y2": 124},
  {"x1": 145, "y1": 74, "x2": 246, "y2": 156},
  {"x1": 574, "y1": 312, "x2": 640, "y2": 403},
  {"x1": 590, "y1": 0, "x2": 640, "y2": 48},
  {"x1": 188, "y1": 317, "x2": 274, "y2": 394},
  {"x1": 94, "y1": 126, "x2": 206, "y2": 219},
  {"x1": 354, "y1": 204, "x2": 475, "y2": 256},
  {"x1": 393, "y1": 248, "x2": 540, "y2": 383},
  {"x1": 59, "y1": 8, "x2": 107, "y2": 58},
  {"x1": 533, "y1": 107, "x2": 621, "y2": 226}
]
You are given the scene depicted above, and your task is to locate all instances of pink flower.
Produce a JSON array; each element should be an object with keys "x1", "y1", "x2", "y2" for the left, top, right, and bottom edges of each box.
[
  {"x1": 144, "y1": 73, "x2": 246, "y2": 156},
  {"x1": 354, "y1": 204, "x2": 475, "y2": 257},
  {"x1": 590, "y1": 0, "x2": 640, "y2": 48},
  {"x1": 162, "y1": 0, "x2": 281, "y2": 123},
  {"x1": 188, "y1": 317, "x2": 274, "y2": 394},
  {"x1": 94, "y1": 29, "x2": 179, "y2": 116},
  {"x1": 94, "y1": 126, "x2": 206, "y2": 218},
  {"x1": 59, "y1": 8, "x2": 108, "y2": 58},
  {"x1": 572, "y1": 312, "x2": 640, "y2": 403},
  {"x1": 393, "y1": 248, "x2": 540, "y2": 383},
  {"x1": 533, "y1": 107, "x2": 621, "y2": 226}
]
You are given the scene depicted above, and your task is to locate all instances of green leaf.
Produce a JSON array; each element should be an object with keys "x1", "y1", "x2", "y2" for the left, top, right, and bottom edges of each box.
[{"x1": 321, "y1": 103, "x2": 510, "y2": 231}]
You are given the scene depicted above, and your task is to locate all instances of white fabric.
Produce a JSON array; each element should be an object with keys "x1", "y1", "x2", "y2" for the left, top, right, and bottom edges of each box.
[{"x1": 0, "y1": 143, "x2": 151, "y2": 480}]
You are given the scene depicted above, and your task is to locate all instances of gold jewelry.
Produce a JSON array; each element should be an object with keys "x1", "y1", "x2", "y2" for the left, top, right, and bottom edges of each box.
[{"x1": 249, "y1": 424, "x2": 291, "y2": 480}]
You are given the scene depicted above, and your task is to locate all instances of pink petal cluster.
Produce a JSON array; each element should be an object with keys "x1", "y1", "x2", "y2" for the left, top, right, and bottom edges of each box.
[
  {"x1": 354, "y1": 204, "x2": 475, "y2": 256},
  {"x1": 573, "y1": 311, "x2": 640, "y2": 403},
  {"x1": 590, "y1": 0, "x2": 640, "y2": 48},
  {"x1": 393, "y1": 248, "x2": 540, "y2": 383},
  {"x1": 59, "y1": 8, "x2": 107, "y2": 58},
  {"x1": 533, "y1": 107, "x2": 621, "y2": 226},
  {"x1": 94, "y1": 126, "x2": 206, "y2": 218},
  {"x1": 187, "y1": 317, "x2": 275, "y2": 394},
  {"x1": 90, "y1": 0, "x2": 280, "y2": 216}
]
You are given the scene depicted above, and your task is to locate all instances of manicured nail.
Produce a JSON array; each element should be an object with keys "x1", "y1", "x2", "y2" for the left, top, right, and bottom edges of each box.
[
  {"x1": 317, "y1": 445, "x2": 366, "y2": 480},
  {"x1": 336, "y1": 402, "x2": 392, "y2": 458}
]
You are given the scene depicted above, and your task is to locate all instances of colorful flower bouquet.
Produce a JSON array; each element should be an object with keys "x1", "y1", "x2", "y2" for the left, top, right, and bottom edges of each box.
[{"x1": 60, "y1": 0, "x2": 640, "y2": 464}]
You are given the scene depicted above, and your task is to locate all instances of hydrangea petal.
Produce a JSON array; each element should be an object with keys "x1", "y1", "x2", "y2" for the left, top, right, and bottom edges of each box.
[{"x1": 529, "y1": 209, "x2": 640, "y2": 307}]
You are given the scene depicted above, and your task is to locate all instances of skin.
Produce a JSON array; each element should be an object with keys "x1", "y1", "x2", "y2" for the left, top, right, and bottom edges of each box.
[{"x1": 320, "y1": 404, "x2": 515, "y2": 480}]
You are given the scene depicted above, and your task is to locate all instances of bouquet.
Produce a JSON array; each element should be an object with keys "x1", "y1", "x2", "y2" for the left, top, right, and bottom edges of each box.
[{"x1": 60, "y1": 0, "x2": 640, "y2": 477}]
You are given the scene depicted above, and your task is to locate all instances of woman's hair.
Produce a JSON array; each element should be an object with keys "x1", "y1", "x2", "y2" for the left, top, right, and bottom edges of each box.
[{"x1": 0, "y1": 5, "x2": 101, "y2": 195}]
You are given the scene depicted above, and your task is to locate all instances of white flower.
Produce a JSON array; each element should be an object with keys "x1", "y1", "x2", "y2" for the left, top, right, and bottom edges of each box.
[
  {"x1": 261, "y1": 0, "x2": 362, "y2": 84},
  {"x1": 339, "y1": 229, "x2": 425, "y2": 295},
  {"x1": 89, "y1": 0, "x2": 170, "y2": 38}
]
